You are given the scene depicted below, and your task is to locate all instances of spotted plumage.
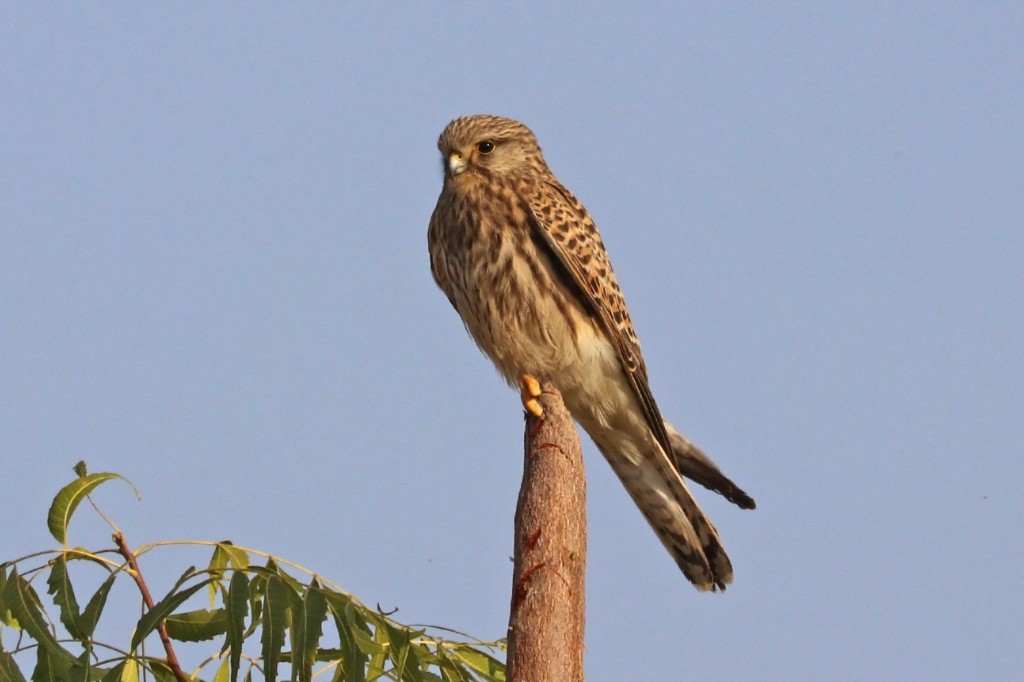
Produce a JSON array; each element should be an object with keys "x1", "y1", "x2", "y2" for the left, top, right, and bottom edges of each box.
[{"x1": 428, "y1": 115, "x2": 754, "y2": 591}]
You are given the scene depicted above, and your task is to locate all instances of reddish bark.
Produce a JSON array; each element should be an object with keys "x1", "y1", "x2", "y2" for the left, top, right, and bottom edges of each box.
[{"x1": 506, "y1": 385, "x2": 586, "y2": 682}]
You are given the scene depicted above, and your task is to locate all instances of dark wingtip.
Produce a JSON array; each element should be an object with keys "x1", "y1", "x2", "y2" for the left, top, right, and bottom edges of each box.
[
  {"x1": 708, "y1": 481, "x2": 756, "y2": 510},
  {"x1": 664, "y1": 430, "x2": 757, "y2": 511},
  {"x1": 732, "y1": 490, "x2": 757, "y2": 510}
]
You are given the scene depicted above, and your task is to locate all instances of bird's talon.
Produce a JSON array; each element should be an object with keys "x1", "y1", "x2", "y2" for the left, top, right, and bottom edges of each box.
[
  {"x1": 518, "y1": 374, "x2": 545, "y2": 419},
  {"x1": 524, "y1": 398, "x2": 545, "y2": 418}
]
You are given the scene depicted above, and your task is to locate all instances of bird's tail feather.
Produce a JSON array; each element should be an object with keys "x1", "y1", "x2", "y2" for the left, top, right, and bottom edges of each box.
[{"x1": 599, "y1": 443, "x2": 734, "y2": 591}]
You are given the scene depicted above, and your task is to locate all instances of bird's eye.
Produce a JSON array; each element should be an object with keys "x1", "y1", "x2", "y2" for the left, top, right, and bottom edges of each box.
[{"x1": 477, "y1": 140, "x2": 495, "y2": 154}]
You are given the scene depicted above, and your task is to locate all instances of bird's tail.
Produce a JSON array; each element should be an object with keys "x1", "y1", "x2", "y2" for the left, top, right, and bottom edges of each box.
[
  {"x1": 598, "y1": 441, "x2": 734, "y2": 591},
  {"x1": 664, "y1": 422, "x2": 757, "y2": 510}
]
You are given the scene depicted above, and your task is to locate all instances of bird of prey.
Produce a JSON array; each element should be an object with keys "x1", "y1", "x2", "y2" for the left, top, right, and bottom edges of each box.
[{"x1": 427, "y1": 115, "x2": 754, "y2": 591}]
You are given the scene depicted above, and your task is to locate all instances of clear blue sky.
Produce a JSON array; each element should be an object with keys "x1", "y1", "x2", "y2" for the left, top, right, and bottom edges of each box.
[{"x1": 2, "y1": 4, "x2": 1022, "y2": 680}]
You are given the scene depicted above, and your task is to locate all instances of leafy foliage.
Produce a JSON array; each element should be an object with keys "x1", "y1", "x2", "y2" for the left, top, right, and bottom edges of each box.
[{"x1": 0, "y1": 469, "x2": 506, "y2": 681}]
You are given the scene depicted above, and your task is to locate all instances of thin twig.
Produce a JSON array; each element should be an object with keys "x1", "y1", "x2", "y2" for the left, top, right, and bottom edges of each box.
[{"x1": 113, "y1": 532, "x2": 189, "y2": 682}]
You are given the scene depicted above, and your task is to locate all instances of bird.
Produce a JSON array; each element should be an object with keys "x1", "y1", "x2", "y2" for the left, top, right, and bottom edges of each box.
[{"x1": 427, "y1": 115, "x2": 754, "y2": 591}]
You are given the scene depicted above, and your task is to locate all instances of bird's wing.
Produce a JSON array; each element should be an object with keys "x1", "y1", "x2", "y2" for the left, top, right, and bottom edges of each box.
[{"x1": 525, "y1": 179, "x2": 674, "y2": 457}]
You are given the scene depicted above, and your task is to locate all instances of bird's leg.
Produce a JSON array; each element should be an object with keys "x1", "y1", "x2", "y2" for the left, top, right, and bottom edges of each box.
[{"x1": 518, "y1": 373, "x2": 545, "y2": 418}]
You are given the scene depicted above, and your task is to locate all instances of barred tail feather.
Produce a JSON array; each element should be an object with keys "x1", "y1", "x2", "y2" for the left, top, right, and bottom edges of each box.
[{"x1": 598, "y1": 443, "x2": 734, "y2": 591}]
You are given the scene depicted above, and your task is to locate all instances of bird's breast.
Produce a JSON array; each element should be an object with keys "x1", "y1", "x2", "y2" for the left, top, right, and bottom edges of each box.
[{"x1": 431, "y1": 188, "x2": 601, "y2": 386}]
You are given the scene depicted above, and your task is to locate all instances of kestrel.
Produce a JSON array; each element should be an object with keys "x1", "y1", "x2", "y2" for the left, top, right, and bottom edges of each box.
[{"x1": 428, "y1": 115, "x2": 755, "y2": 591}]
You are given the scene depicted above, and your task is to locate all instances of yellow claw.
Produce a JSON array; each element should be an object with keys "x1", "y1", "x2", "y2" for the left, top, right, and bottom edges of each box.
[{"x1": 517, "y1": 373, "x2": 545, "y2": 419}]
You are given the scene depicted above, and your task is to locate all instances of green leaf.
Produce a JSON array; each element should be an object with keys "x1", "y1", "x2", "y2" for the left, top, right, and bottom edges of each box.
[
  {"x1": 208, "y1": 545, "x2": 229, "y2": 573},
  {"x1": 324, "y1": 593, "x2": 367, "y2": 682},
  {"x1": 98, "y1": 661, "x2": 123, "y2": 682},
  {"x1": 79, "y1": 570, "x2": 117, "y2": 639},
  {"x1": 417, "y1": 671, "x2": 444, "y2": 682},
  {"x1": 2, "y1": 570, "x2": 79, "y2": 670},
  {"x1": 435, "y1": 654, "x2": 469, "y2": 682},
  {"x1": 32, "y1": 644, "x2": 81, "y2": 682},
  {"x1": 383, "y1": 621, "x2": 423, "y2": 680},
  {"x1": 219, "y1": 543, "x2": 250, "y2": 570},
  {"x1": 293, "y1": 583, "x2": 328, "y2": 682},
  {"x1": 307, "y1": 648, "x2": 344, "y2": 663},
  {"x1": 253, "y1": 559, "x2": 304, "y2": 596},
  {"x1": 324, "y1": 592, "x2": 391, "y2": 681},
  {"x1": 367, "y1": 620, "x2": 386, "y2": 681},
  {"x1": 225, "y1": 571, "x2": 249, "y2": 682},
  {"x1": 164, "y1": 608, "x2": 227, "y2": 642},
  {"x1": 0, "y1": 568, "x2": 19, "y2": 628},
  {"x1": 327, "y1": 598, "x2": 383, "y2": 659},
  {"x1": 144, "y1": 661, "x2": 177, "y2": 682},
  {"x1": 130, "y1": 572, "x2": 214, "y2": 651},
  {"x1": 244, "y1": 575, "x2": 263, "y2": 640},
  {"x1": 260, "y1": 575, "x2": 291, "y2": 682},
  {"x1": 0, "y1": 652, "x2": 28, "y2": 682},
  {"x1": 30, "y1": 633, "x2": 56, "y2": 682},
  {"x1": 207, "y1": 544, "x2": 229, "y2": 608},
  {"x1": 448, "y1": 647, "x2": 506, "y2": 681},
  {"x1": 46, "y1": 556, "x2": 84, "y2": 639},
  {"x1": 121, "y1": 659, "x2": 139, "y2": 682},
  {"x1": 46, "y1": 473, "x2": 139, "y2": 545},
  {"x1": 212, "y1": 657, "x2": 230, "y2": 682}
]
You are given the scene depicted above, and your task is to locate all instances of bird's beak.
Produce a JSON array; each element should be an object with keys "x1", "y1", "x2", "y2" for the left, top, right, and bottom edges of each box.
[{"x1": 447, "y1": 152, "x2": 467, "y2": 177}]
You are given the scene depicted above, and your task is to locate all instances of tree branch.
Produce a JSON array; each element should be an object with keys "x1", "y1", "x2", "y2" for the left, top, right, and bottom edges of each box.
[
  {"x1": 113, "y1": 532, "x2": 189, "y2": 682},
  {"x1": 506, "y1": 384, "x2": 586, "y2": 682}
]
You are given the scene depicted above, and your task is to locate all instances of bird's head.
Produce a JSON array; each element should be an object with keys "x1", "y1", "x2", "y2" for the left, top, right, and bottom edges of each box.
[{"x1": 437, "y1": 115, "x2": 548, "y2": 182}]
